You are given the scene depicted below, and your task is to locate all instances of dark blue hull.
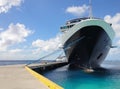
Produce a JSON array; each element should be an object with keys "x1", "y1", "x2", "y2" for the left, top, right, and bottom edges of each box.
[{"x1": 63, "y1": 26, "x2": 111, "y2": 68}]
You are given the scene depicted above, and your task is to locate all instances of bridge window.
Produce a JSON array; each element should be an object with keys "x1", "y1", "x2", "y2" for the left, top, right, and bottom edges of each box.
[{"x1": 60, "y1": 25, "x2": 74, "y2": 29}]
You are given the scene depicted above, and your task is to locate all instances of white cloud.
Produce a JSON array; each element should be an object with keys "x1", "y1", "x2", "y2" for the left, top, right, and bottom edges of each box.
[
  {"x1": 104, "y1": 13, "x2": 120, "y2": 38},
  {"x1": 32, "y1": 34, "x2": 62, "y2": 54},
  {"x1": 0, "y1": 0, "x2": 23, "y2": 13},
  {"x1": 66, "y1": 4, "x2": 89, "y2": 16},
  {"x1": 0, "y1": 49, "x2": 36, "y2": 60},
  {"x1": 0, "y1": 23, "x2": 32, "y2": 51},
  {"x1": 9, "y1": 48, "x2": 22, "y2": 53},
  {"x1": 117, "y1": 40, "x2": 120, "y2": 45},
  {"x1": 106, "y1": 47, "x2": 120, "y2": 61}
]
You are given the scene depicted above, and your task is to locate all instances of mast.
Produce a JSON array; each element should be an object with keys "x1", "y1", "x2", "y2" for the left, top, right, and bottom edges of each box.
[{"x1": 89, "y1": 0, "x2": 93, "y2": 19}]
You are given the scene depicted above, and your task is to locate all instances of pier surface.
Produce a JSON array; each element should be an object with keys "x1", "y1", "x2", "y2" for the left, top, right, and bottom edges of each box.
[{"x1": 0, "y1": 64, "x2": 49, "y2": 89}]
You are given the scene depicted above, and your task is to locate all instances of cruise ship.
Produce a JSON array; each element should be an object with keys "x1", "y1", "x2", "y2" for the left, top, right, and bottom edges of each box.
[{"x1": 60, "y1": 17, "x2": 115, "y2": 69}]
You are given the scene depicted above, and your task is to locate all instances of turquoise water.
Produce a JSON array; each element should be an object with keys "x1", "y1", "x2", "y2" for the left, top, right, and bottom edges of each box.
[{"x1": 43, "y1": 61, "x2": 120, "y2": 89}]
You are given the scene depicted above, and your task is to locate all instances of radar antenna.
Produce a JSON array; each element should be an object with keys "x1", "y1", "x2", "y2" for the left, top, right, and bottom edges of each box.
[{"x1": 89, "y1": 0, "x2": 93, "y2": 19}]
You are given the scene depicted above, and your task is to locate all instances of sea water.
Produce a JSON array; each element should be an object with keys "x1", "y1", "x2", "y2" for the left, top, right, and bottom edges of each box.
[
  {"x1": 43, "y1": 61, "x2": 120, "y2": 89},
  {"x1": 0, "y1": 60, "x2": 34, "y2": 66},
  {"x1": 0, "y1": 60, "x2": 54, "y2": 66}
]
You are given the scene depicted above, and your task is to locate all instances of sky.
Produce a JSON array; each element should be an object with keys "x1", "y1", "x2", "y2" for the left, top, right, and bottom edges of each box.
[{"x1": 0, "y1": 0, "x2": 120, "y2": 60}]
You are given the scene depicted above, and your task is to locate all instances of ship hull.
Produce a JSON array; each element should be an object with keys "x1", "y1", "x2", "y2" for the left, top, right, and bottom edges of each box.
[{"x1": 63, "y1": 26, "x2": 112, "y2": 68}]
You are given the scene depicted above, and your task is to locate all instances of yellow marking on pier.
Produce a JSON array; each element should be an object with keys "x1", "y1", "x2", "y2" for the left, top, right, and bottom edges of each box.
[{"x1": 25, "y1": 66, "x2": 64, "y2": 89}]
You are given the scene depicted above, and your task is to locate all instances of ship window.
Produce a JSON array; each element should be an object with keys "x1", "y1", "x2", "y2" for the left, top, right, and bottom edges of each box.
[
  {"x1": 97, "y1": 53, "x2": 103, "y2": 59},
  {"x1": 60, "y1": 25, "x2": 74, "y2": 29},
  {"x1": 60, "y1": 26, "x2": 68, "y2": 29},
  {"x1": 70, "y1": 25, "x2": 74, "y2": 28}
]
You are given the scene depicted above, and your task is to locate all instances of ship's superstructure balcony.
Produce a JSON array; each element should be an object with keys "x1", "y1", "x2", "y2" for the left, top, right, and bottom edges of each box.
[{"x1": 60, "y1": 18, "x2": 89, "y2": 33}]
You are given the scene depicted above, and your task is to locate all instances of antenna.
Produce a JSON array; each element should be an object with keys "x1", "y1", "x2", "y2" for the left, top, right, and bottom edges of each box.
[{"x1": 89, "y1": 0, "x2": 93, "y2": 19}]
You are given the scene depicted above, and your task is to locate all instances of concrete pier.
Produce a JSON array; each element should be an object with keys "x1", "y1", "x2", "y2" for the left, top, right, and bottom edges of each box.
[
  {"x1": 30, "y1": 62, "x2": 68, "y2": 73},
  {"x1": 0, "y1": 64, "x2": 49, "y2": 89}
]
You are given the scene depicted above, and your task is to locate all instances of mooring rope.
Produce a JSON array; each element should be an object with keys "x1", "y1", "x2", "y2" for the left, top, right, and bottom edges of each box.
[{"x1": 26, "y1": 49, "x2": 62, "y2": 66}]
